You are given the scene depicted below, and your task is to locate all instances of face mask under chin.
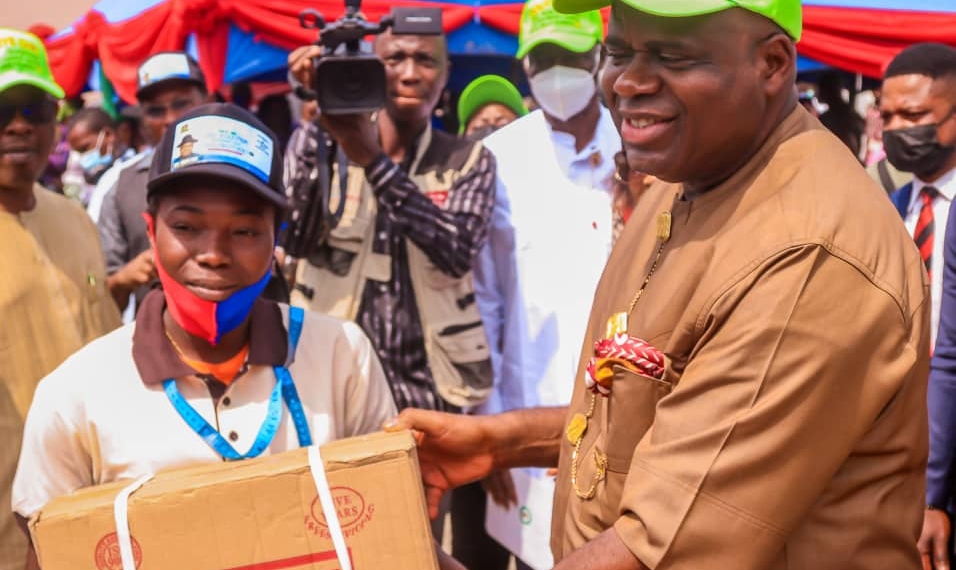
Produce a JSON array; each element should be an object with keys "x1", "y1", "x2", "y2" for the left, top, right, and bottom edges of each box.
[
  {"x1": 145, "y1": 214, "x2": 272, "y2": 345},
  {"x1": 78, "y1": 131, "x2": 114, "y2": 184},
  {"x1": 156, "y1": 258, "x2": 272, "y2": 346}
]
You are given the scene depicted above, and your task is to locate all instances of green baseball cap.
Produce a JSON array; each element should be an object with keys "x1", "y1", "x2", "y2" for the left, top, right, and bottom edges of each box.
[
  {"x1": 0, "y1": 28, "x2": 65, "y2": 98},
  {"x1": 552, "y1": 0, "x2": 802, "y2": 41},
  {"x1": 457, "y1": 75, "x2": 528, "y2": 134},
  {"x1": 516, "y1": 0, "x2": 605, "y2": 59}
]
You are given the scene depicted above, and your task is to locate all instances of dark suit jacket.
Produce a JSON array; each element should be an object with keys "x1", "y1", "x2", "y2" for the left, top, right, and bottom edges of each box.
[
  {"x1": 889, "y1": 182, "x2": 912, "y2": 219},
  {"x1": 928, "y1": 193, "x2": 956, "y2": 506}
]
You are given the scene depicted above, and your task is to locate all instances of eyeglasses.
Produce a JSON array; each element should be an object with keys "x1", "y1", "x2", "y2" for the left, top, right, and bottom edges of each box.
[
  {"x1": 0, "y1": 100, "x2": 58, "y2": 129},
  {"x1": 142, "y1": 98, "x2": 195, "y2": 120}
]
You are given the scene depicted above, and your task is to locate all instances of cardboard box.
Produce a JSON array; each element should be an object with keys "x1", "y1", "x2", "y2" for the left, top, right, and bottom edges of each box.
[{"x1": 30, "y1": 431, "x2": 439, "y2": 570}]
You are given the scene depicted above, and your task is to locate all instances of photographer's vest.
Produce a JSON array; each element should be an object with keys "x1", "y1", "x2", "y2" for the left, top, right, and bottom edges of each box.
[{"x1": 293, "y1": 126, "x2": 492, "y2": 408}]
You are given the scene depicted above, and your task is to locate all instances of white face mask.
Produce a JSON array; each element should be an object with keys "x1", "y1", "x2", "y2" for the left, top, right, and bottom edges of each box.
[{"x1": 529, "y1": 64, "x2": 597, "y2": 122}]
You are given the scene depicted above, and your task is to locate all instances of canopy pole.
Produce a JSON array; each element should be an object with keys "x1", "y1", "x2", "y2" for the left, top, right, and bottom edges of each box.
[{"x1": 848, "y1": 72, "x2": 863, "y2": 107}]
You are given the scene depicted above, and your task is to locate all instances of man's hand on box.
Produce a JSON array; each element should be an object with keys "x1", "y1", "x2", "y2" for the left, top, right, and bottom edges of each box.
[
  {"x1": 319, "y1": 112, "x2": 382, "y2": 168},
  {"x1": 384, "y1": 410, "x2": 496, "y2": 520}
]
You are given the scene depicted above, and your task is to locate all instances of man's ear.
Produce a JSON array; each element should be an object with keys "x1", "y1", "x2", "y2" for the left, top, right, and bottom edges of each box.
[
  {"x1": 142, "y1": 211, "x2": 157, "y2": 249},
  {"x1": 757, "y1": 34, "x2": 797, "y2": 99}
]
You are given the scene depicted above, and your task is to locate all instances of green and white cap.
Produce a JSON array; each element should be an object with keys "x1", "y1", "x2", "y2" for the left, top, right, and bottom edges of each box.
[
  {"x1": 457, "y1": 75, "x2": 528, "y2": 134},
  {"x1": 552, "y1": 0, "x2": 802, "y2": 40},
  {"x1": 0, "y1": 28, "x2": 64, "y2": 98},
  {"x1": 516, "y1": 0, "x2": 605, "y2": 59}
]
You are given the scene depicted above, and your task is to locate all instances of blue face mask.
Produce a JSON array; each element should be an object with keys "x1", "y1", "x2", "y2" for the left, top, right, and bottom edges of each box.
[{"x1": 78, "y1": 130, "x2": 114, "y2": 183}]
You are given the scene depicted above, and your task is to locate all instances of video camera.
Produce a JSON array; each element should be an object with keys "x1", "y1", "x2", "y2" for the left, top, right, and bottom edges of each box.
[{"x1": 298, "y1": 0, "x2": 443, "y2": 114}]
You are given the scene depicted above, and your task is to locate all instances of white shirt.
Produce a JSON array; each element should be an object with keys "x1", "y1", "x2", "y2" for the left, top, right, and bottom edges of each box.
[
  {"x1": 473, "y1": 107, "x2": 620, "y2": 413},
  {"x1": 12, "y1": 304, "x2": 396, "y2": 519},
  {"x1": 550, "y1": 110, "x2": 619, "y2": 197},
  {"x1": 904, "y1": 167, "x2": 956, "y2": 346}
]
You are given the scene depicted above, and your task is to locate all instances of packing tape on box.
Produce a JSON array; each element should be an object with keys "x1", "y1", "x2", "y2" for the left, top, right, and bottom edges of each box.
[
  {"x1": 113, "y1": 473, "x2": 154, "y2": 570},
  {"x1": 106, "y1": 447, "x2": 350, "y2": 570},
  {"x1": 308, "y1": 445, "x2": 353, "y2": 570},
  {"x1": 308, "y1": 445, "x2": 352, "y2": 570}
]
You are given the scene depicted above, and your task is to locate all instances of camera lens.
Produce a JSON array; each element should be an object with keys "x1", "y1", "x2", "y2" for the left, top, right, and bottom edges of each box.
[
  {"x1": 315, "y1": 56, "x2": 387, "y2": 114},
  {"x1": 339, "y1": 66, "x2": 370, "y2": 99}
]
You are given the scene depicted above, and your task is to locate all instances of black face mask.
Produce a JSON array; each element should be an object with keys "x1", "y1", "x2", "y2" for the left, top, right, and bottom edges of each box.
[{"x1": 883, "y1": 111, "x2": 956, "y2": 175}]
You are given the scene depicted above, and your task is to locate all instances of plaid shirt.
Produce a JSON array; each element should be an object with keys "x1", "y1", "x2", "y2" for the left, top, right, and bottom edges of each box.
[
  {"x1": 359, "y1": 148, "x2": 496, "y2": 411},
  {"x1": 285, "y1": 123, "x2": 496, "y2": 412}
]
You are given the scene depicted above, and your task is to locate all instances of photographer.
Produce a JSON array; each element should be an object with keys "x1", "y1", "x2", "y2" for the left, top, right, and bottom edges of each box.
[{"x1": 286, "y1": 18, "x2": 497, "y2": 538}]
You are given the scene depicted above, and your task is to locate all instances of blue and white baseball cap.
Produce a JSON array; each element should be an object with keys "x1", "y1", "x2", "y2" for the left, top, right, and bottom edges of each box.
[
  {"x1": 136, "y1": 51, "x2": 206, "y2": 100},
  {"x1": 147, "y1": 103, "x2": 287, "y2": 209}
]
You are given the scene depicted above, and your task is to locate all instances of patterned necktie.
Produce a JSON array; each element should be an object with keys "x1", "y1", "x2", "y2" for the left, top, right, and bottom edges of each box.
[{"x1": 914, "y1": 186, "x2": 939, "y2": 279}]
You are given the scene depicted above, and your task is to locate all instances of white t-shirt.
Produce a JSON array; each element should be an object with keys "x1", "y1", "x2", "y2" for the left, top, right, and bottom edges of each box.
[{"x1": 13, "y1": 299, "x2": 397, "y2": 519}]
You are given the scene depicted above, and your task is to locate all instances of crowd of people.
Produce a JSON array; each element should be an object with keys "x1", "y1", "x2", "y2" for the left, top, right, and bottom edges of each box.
[{"x1": 2, "y1": 0, "x2": 956, "y2": 569}]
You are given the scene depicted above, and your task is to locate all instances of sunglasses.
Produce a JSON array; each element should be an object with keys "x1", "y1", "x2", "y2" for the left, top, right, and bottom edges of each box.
[
  {"x1": 143, "y1": 98, "x2": 195, "y2": 120},
  {"x1": 0, "y1": 100, "x2": 58, "y2": 129}
]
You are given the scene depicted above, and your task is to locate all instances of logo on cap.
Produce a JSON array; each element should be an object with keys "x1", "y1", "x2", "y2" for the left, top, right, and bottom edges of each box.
[
  {"x1": 0, "y1": 35, "x2": 40, "y2": 54},
  {"x1": 138, "y1": 53, "x2": 192, "y2": 88},
  {"x1": 169, "y1": 115, "x2": 274, "y2": 182},
  {"x1": 0, "y1": 29, "x2": 65, "y2": 98}
]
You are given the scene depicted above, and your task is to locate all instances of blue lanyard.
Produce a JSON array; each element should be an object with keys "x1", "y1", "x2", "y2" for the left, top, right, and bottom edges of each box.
[{"x1": 163, "y1": 306, "x2": 312, "y2": 460}]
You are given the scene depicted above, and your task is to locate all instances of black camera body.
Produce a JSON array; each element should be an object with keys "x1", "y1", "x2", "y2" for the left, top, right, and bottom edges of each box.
[{"x1": 299, "y1": 1, "x2": 443, "y2": 115}]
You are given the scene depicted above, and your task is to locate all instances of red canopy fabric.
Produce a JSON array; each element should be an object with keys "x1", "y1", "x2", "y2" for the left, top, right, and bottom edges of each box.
[
  {"x1": 40, "y1": 1, "x2": 956, "y2": 102},
  {"x1": 42, "y1": 0, "x2": 479, "y2": 102},
  {"x1": 802, "y1": 6, "x2": 956, "y2": 77}
]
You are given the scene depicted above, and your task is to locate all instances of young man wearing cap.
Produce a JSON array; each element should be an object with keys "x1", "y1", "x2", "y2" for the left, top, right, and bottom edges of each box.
[
  {"x1": 457, "y1": 74, "x2": 528, "y2": 137},
  {"x1": 0, "y1": 28, "x2": 121, "y2": 570},
  {"x1": 390, "y1": 1, "x2": 930, "y2": 569},
  {"x1": 97, "y1": 52, "x2": 209, "y2": 315},
  {"x1": 12, "y1": 103, "x2": 397, "y2": 569}
]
